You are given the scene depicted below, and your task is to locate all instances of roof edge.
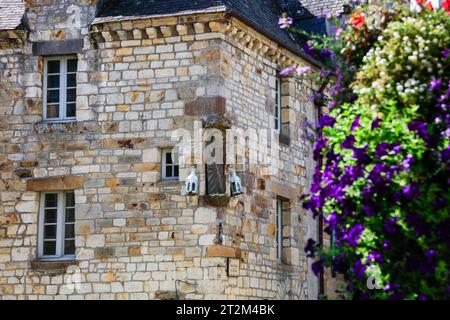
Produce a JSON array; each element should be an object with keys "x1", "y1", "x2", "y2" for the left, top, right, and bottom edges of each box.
[{"x1": 92, "y1": 5, "x2": 227, "y2": 25}]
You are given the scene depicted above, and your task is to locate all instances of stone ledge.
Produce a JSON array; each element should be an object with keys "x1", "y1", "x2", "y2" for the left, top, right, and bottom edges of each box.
[
  {"x1": 207, "y1": 245, "x2": 241, "y2": 259},
  {"x1": 27, "y1": 176, "x2": 84, "y2": 191},
  {"x1": 30, "y1": 260, "x2": 78, "y2": 273}
]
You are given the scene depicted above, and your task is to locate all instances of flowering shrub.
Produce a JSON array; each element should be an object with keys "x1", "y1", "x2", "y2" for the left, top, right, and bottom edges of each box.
[{"x1": 285, "y1": 1, "x2": 450, "y2": 299}]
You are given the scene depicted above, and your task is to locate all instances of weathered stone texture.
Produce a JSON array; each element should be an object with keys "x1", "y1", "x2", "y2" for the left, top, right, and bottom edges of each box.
[{"x1": 0, "y1": 1, "x2": 322, "y2": 300}]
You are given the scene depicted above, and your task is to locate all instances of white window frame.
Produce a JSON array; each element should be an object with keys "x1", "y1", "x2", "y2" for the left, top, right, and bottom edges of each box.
[
  {"x1": 38, "y1": 191, "x2": 76, "y2": 260},
  {"x1": 161, "y1": 148, "x2": 179, "y2": 181},
  {"x1": 276, "y1": 198, "x2": 283, "y2": 262},
  {"x1": 43, "y1": 55, "x2": 77, "y2": 122},
  {"x1": 275, "y1": 78, "x2": 282, "y2": 132}
]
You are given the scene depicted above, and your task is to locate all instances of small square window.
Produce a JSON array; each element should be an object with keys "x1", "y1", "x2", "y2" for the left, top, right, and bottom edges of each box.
[
  {"x1": 38, "y1": 191, "x2": 76, "y2": 260},
  {"x1": 43, "y1": 56, "x2": 77, "y2": 122},
  {"x1": 161, "y1": 148, "x2": 179, "y2": 181}
]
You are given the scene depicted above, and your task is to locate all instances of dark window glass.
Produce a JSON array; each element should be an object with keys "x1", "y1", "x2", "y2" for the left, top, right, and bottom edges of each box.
[
  {"x1": 43, "y1": 241, "x2": 56, "y2": 256},
  {"x1": 44, "y1": 224, "x2": 57, "y2": 239},
  {"x1": 67, "y1": 59, "x2": 77, "y2": 73},
  {"x1": 47, "y1": 60, "x2": 60, "y2": 73},
  {"x1": 64, "y1": 240, "x2": 75, "y2": 255},
  {"x1": 47, "y1": 74, "x2": 60, "y2": 88},
  {"x1": 64, "y1": 224, "x2": 74, "y2": 239},
  {"x1": 47, "y1": 89, "x2": 60, "y2": 103},
  {"x1": 67, "y1": 88, "x2": 76, "y2": 103},
  {"x1": 65, "y1": 208, "x2": 75, "y2": 223},
  {"x1": 45, "y1": 193, "x2": 58, "y2": 207},
  {"x1": 166, "y1": 165, "x2": 173, "y2": 177},
  {"x1": 65, "y1": 192, "x2": 75, "y2": 207},
  {"x1": 44, "y1": 209, "x2": 57, "y2": 223},
  {"x1": 174, "y1": 165, "x2": 179, "y2": 178},
  {"x1": 67, "y1": 73, "x2": 76, "y2": 88},
  {"x1": 166, "y1": 152, "x2": 172, "y2": 164},
  {"x1": 66, "y1": 103, "x2": 76, "y2": 118}
]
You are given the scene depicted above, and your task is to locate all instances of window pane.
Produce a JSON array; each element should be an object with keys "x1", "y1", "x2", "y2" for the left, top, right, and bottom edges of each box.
[
  {"x1": 44, "y1": 224, "x2": 57, "y2": 239},
  {"x1": 165, "y1": 165, "x2": 173, "y2": 178},
  {"x1": 46, "y1": 104, "x2": 59, "y2": 119},
  {"x1": 47, "y1": 74, "x2": 60, "y2": 88},
  {"x1": 67, "y1": 73, "x2": 76, "y2": 88},
  {"x1": 66, "y1": 103, "x2": 76, "y2": 118},
  {"x1": 64, "y1": 240, "x2": 75, "y2": 255},
  {"x1": 165, "y1": 152, "x2": 172, "y2": 164},
  {"x1": 65, "y1": 192, "x2": 75, "y2": 207},
  {"x1": 47, "y1": 60, "x2": 60, "y2": 73},
  {"x1": 67, "y1": 88, "x2": 76, "y2": 103},
  {"x1": 174, "y1": 165, "x2": 179, "y2": 178},
  {"x1": 45, "y1": 193, "x2": 58, "y2": 207},
  {"x1": 47, "y1": 89, "x2": 60, "y2": 103},
  {"x1": 65, "y1": 224, "x2": 74, "y2": 239},
  {"x1": 44, "y1": 209, "x2": 57, "y2": 223},
  {"x1": 67, "y1": 59, "x2": 77, "y2": 73},
  {"x1": 65, "y1": 208, "x2": 75, "y2": 223},
  {"x1": 43, "y1": 241, "x2": 56, "y2": 256}
]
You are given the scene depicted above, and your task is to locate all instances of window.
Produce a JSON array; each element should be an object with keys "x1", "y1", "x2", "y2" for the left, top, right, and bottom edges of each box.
[
  {"x1": 276, "y1": 198, "x2": 283, "y2": 262},
  {"x1": 38, "y1": 191, "x2": 75, "y2": 259},
  {"x1": 162, "y1": 148, "x2": 179, "y2": 181},
  {"x1": 275, "y1": 78, "x2": 281, "y2": 132},
  {"x1": 43, "y1": 56, "x2": 77, "y2": 121}
]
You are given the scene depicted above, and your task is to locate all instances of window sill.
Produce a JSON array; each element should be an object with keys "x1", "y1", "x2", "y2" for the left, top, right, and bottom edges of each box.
[
  {"x1": 34, "y1": 121, "x2": 78, "y2": 134},
  {"x1": 31, "y1": 259, "x2": 78, "y2": 273}
]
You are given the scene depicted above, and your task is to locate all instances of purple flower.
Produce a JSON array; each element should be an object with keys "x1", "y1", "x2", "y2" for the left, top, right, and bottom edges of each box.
[
  {"x1": 313, "y1": 137, "x2": 327, "y2": 161},
  {"x1": 429, "y1": 79, "x2": 442, "y2": 92},
  {"x1": 383, "y1": 217, "x2": 399, "y2": 234},
  {"x1": 375, "y1": 142, "x2": 391, "y2": 158},
  {"x1": 278, "y1": 16, "x2": 293, "y2": 29},
  {"x1": 325, "y1": 212, "x2": 339, "y2": 229},
  {"x1": 425, "y1": 249, "x2": 438, "y2": 263},
  {"x1": 441, "y1": 146, "x2": 450, "y2": 162},
  {"x1": 353, "y1": 147, "x2": 370, "y2": 164},
  {"x1": 342, "y1": 134, "x2": 356, "y2": 149},
  {"x1": 351, "y1": 116, "x2": 361, "y2": 131},
  {"x1": 442, "y1": 49, "x2": 450, "y2": 58},
  {"x1": 342, "y1": 223, "x2": 364, "y2": 248},
  {"x1": 304, "y1": 238, "x2": 316, "y2": 257},
  {"x1": 279, "y1": 66, "x2": 293, "y2": 77},
  {"x1": 318, "y1": 115, "x2": 336, "y2": 128},
  {"x1": 367, "y1": 250, "x2": 384, "y2": 264},
  {"x1": 408, "y1": 120, "x2": 428, "y2": 140},
  {"x1": 402, "y1": 184, "x2": 420, "y2": 199},
  {"x1": 353, "y1": 260, "x2": 366, "y2": 279},
  {"x1": 402, "y1": 154, "x2": 414, "y2": 172},
  {"x1": 295, "y1": 66, "x2": 312, "y2": 76},
  {"x1": 303, "y1": 43, "x2": 315, "y2": 56},
  {"x1": 312, "y1": 260, "x2": 324, "y2": 276},
  {"x1": 320, "y1": 47, "x2": 333, "y2": 58},
  {"x1": 371, "y1": 118, "x2": 382, "y2": 130}
]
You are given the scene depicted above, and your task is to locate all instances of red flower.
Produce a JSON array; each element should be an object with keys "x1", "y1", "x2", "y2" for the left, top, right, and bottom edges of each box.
[
  {"x1": 443, "y1": 0, "x2": 450, "y2": 14},
  {"x1": 351, "y1": 13, "x2": 365, "y2": 29}
]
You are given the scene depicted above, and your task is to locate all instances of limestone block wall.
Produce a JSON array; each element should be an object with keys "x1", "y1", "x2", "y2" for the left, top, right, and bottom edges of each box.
[{"x1": 0, "y1": 1, "x2": 321, "y2": 300}]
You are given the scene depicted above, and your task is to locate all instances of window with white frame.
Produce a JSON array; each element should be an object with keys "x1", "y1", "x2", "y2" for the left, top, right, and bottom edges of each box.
[
  {"x1": 275, "y1": 77, "x2": 281, "y2": 132},
  {"x1": 38, "y1": 191, "x2": 75, "y2": 259},
  {"x1": 276, "y1": 198, "x2": 284, "y2": 262},
  {"x1": 43, "y1": 56, "x2": 77, "y2": 121},
  {"x1": 161, "y1": 148, "x2": 179, "y2": 181}
]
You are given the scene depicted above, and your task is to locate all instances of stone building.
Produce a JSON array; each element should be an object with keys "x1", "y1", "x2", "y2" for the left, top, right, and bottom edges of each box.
[{"x1": 0, "y1": 0, "x2": 348, "y2": 300}]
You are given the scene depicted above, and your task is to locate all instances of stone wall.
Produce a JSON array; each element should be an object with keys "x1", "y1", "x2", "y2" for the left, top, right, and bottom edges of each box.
[{"x1": 0, "y1": 1, "x2": 321, "y2": 300}]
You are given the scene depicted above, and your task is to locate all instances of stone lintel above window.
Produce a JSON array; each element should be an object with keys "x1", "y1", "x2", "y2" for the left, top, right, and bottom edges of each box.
[
  {"x1": 27, "y1": 176, "x2": 84, "y2": 192},
  {"x1": 32, "y1": 39, "x2": 83, "y2": 56}
]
